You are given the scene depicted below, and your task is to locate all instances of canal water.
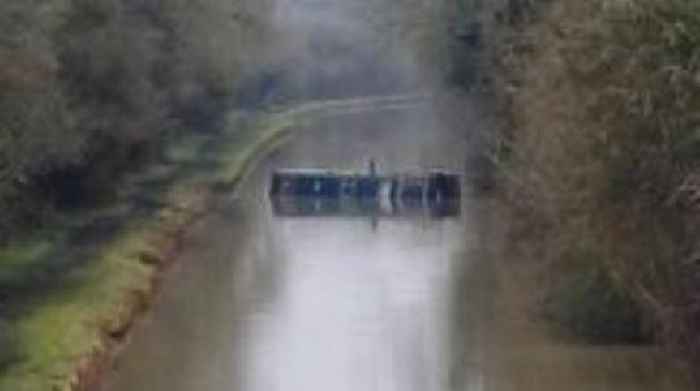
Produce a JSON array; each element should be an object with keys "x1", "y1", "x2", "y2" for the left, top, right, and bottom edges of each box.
[{"x1": 102, "y1": 103, "x2": 691, "y2": 391}]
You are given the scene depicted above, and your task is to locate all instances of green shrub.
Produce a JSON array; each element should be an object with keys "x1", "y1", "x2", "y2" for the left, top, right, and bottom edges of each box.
[
  {"x1": 543, "y1": 261, "x2": 650, "y2": 344},
  {"x1": 0, "y1": 320, "x2": 19, "y2": 370},
  {"x1": 476, "y1": 0, "x2": 700, "y2": 360}
]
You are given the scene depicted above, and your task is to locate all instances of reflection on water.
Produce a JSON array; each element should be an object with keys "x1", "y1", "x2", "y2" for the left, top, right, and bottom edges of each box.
[
  {"x1": 238, "y1": 210, "x2": 465, "y2": 391},
  {"x1": 271, "y1": 196, "x2": 461, "y2": 218}
]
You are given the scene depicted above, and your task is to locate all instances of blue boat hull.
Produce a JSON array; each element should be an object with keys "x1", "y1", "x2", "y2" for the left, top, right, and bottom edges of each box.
[{"x1": 269, "y1": 171, "x2": 461, "y2": 218}]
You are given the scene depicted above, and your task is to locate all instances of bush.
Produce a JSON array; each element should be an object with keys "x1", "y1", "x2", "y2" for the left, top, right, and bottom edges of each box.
[
  {"x1": 543, "y1": 260, "x2": 650, "y2": 344},
  {"x1": 0, "y1": 320, "x2": 19, "y2": 370},
  {"x1": 476, "y1": 0, "x2": 700, "y2": 360}
]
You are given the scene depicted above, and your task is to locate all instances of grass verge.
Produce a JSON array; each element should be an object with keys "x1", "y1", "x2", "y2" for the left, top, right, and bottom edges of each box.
[{"x1": 0, "y1": 109, "x2": 298, "y2": 391}]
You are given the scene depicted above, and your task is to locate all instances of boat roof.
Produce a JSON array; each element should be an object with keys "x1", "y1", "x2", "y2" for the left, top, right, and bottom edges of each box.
[
  {"x1": 273, "y1": 169, "x2": 350, "y2": 176},
  {"x1": 273, "y1": 168, "x2": 462, "y2": 177}
]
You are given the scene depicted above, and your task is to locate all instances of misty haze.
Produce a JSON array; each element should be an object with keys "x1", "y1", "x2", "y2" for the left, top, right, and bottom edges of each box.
[{"x1": 0, "y1": 0, "x2": 697, "y2": 390}]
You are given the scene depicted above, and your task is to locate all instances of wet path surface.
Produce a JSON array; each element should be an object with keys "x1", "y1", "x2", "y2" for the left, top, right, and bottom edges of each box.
[{"x1": 102, "y1": 102, "x2": 691, "y2": 391}]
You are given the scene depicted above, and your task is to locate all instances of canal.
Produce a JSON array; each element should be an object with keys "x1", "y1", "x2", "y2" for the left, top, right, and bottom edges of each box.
[{"x1": 102, "y1": 101, "x2": 691, "y2": 391}]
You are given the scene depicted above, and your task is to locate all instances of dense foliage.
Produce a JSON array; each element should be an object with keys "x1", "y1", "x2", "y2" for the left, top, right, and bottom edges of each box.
[
  {"x1": 478, "y1": 0, "x2": 700, "y2": 370},
  {"x1": 0, "y1": 0, "x2": 274, "y2": 239}
]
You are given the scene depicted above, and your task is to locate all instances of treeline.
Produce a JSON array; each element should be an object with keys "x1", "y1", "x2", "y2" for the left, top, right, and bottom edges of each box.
[
  {"x1": 474, "y1": 0, "x2": 700, "y2": 373},
  {"x1": 0, "y1": 0, "x2": 273, "y2": 239}
]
